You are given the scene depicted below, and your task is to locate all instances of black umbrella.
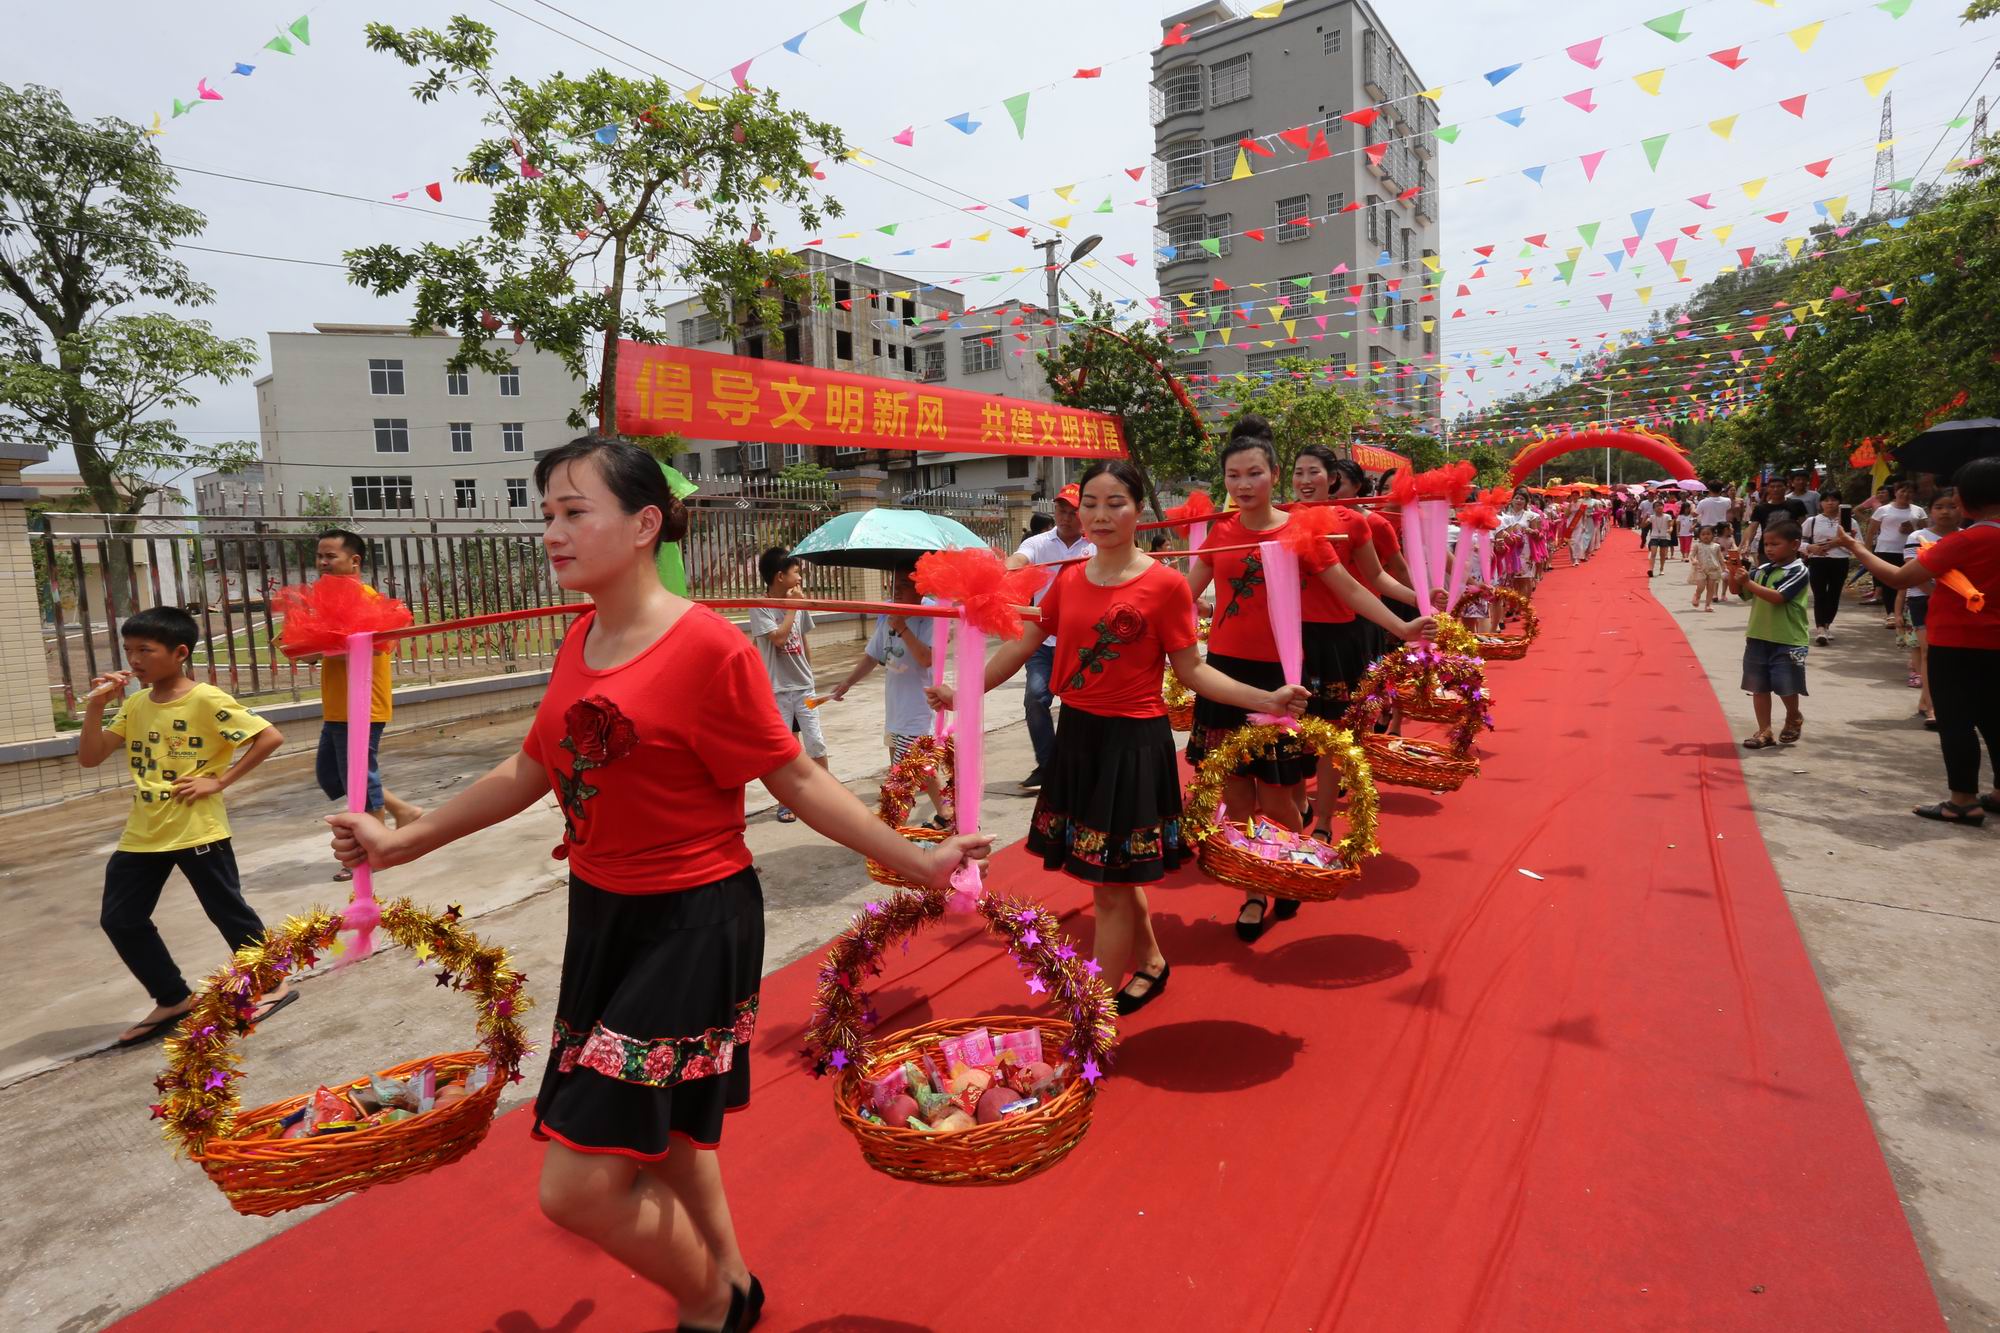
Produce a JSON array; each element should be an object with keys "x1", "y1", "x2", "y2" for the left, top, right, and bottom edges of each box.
[{"x1": 1892, "y1": 418, "x2": 2000, "y2": 481}]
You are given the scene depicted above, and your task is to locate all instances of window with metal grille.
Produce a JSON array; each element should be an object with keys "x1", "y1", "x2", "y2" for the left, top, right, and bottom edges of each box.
[
  {"x1": 962, "y1": 336, "x2": 1000, "y2": 374},
  {"x1": 782, "y1": 444, "x2": 806, "y2": 466},
  {"x1": 368, "y1": 359, "x2": 405, "y2": 395},
  {"x1": 1164, "y1": 140, "x2": 1205, "y2": 192},
  {"x1": 350, "y1": 475, "x2": 413, "y2": 512},
  {"x1": 497, "y1": 365, "x2": 520, "y2": 396},
  {"x1": 1159, "y1": 66, "x2": 1202, "y2": 116},
  {"x1": 922, "y1": 343, "x2": 945, "y2": 381},
  {"x1": 1275, "y1": 195, "x2": 1312, "y2": 243},
  {"x1": 745, "y1": 443, "x2": 768, "y2": 470},
  {"x1": 507, "y1": 478, "x2": 529, "y2": 508},
  {"x1": 1164, "y1": 213, "x2": 1207, "y2": 255},
  {"x1": 1209, "y1": 54, "x2": 1251, "y2": 107},
  {"x1": 372, "y1": 418, "x2": 410, "y2": 453},
  {"x1": 1208, "y1": 212, "x2": 1233, "y2": 256},
  {"x1": 445, "y1": 368, "x2": 468, "y2": 396},
  {"x1": 1212, "y1": 131, "x2": 1251, "y2": 183},
  {"x1": 453, "y1": 478, "x2": 478, "y2": 509},
  {"x1": 1323, "y1": 28, "x2": 1343, "y2": 55},
  {"x1": 1246, "y1": 349, "x2": 1286, "y2": 376},
  {"x1": 678, "y1": 319, "x2": 696, "y2": 346},
  {"x1": 693, "y1": 313, "x2": 723, "y2": 344},
  {"x1": 450, "y1": 422, "x2": 473, "y2": 453},
  {"x1": 502, "y1": 422, "x2": 525, "y2": 453},
  {"x1": 1329, "y1": 190, "x2": 1347, "y2": 214},
  {"x1": 1365, "y1": 195, "x2": 1380, "y2": 244}
]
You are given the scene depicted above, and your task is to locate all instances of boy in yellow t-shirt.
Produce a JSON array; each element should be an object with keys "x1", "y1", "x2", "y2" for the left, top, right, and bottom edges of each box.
[
  {"x1": 78, "y1": 606, "x2": 293, "y2": 1046},
  {"x1": 314, "y1": 532, "x2": 421, "y2": 885}
]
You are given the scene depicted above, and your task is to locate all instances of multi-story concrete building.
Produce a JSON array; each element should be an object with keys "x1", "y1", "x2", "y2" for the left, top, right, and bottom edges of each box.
[
  {"x1": 238, "y1": 324, "x2": 579, "y2": 519},
  {"x1": 657, "y1": 251, "x2": 1061, "y2": 496},
  {"x1": 1150, "y1": 0, "x2": 1441, "y2": 423}
]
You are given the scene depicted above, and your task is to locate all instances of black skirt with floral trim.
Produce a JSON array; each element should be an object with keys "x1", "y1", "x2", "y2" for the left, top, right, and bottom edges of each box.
[
  {"x1": 1186, "y1": 652, "x2": 1315, "y2": 786},
  {"x1": 1302, "y1": 619, "x2": 1376, "y2": 722},
  {"x1": 1026, "y1": 706, "x2": 1185, "y2": 886},
  {"x1": 533, "y1": 868, "x2": 763, "y2": 1158}
]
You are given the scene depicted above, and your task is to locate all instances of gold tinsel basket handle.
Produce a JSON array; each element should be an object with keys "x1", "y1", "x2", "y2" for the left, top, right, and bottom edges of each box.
[
  {"x1": 1181, "y1": 717, "x2": 1381, "y2": 868},
  {"x1": 1341, "y1": 647, "x2": 1495, "y2": 758},
  {"x1": 1451, "y1": 586, "x2": 1539, "y2": 643},
  {"x1": 155, "y1": 898, "x2": 531, "y2": 1158},
  {"x1": 802, "y1": 885, "x2": 1117, "y2": 1083},
  {"x1": 876, "y1": 735, "x2": 955, "y2": 830}
]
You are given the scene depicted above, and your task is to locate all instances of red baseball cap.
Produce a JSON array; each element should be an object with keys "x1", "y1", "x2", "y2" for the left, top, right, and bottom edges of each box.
[{"x1": 1055, "y1": 483, "x2": 1082, "y2": 508}]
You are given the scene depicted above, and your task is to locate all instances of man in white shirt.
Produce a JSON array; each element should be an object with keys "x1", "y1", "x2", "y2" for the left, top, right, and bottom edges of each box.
[
  {"x1": 1693, "y1": 487, "x2": 1734, "y2": 533},
  {"x1": 1005, "y1": 483, "x2": 1092, "y2": 792},
  {"x1": 1637, "y1": 495, "x2": 1655, "y2": 550}
]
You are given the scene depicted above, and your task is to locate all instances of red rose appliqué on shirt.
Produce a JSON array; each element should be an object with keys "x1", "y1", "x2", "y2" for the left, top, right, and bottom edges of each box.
[{"x1": 553, "y1": 694, "x2": 639, "y2": 848}]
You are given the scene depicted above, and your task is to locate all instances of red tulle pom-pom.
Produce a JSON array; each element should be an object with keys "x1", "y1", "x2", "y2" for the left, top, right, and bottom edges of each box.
[
  {"x1": 1457, "y1": 504, "x2": 1501, "y2": 532},
  {"x1": 1477, "y1": 485, "x2": 1514, "y2": 508},
  {"x1": 1279, "y1": 504, "x2": 1341, "y2": 573},
  {"x1": 274, "y1": 578, "x2": 413, "y2": 657},
  {"x1": 1168, "y1": 490, "x2": 1215, "y2": 522},
  {"x1": 914, "y1": 548, "x2": 1047, "y2": 640},
  {"x1": 1388, "y1": 467, "x2": 1419, "y2": 508},
  {"x1": 1413, "y1": 461, "x2": 1476, "y2": 504}
]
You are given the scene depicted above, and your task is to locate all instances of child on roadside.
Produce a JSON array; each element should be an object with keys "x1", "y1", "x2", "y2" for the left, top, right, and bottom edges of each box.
[
  {"x1": 75, "y1": 607, "x2": 294, "y2": 1046},
  {"x1": 1676, "y1": 505, "x2": 1698, "y2": 561},
  {"x1": 1647, "y1": 504, "x2": 1676, "y2": 577},
  {"x1": 748, "y1": 548, "x2": 829, "y2": 824},
  {"x1": 828, "y1": 561, "x2": 951, "y2": 829},
  {"x1": 1689, "y1": 525, "x2": 1724, "y2": 611},
  {"x1": 313, "y1": 529, "x2": 422, "y2": 882},
  {"x1": 1738, "y1": 521, "x2": 1811, "y2": 750}
]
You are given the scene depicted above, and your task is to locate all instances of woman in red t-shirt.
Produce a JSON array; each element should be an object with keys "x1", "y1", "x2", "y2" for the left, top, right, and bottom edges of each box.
[
  {"x1": 1291, "y1": 445, "x2": 1423, "y2": 843},
  {"x1": 330, "y1": 437, "x2": 987, "y2": 1332},
  {"x1": 928, "y1": 460, "x2": 1306, "y2": 1016},
  {"x1": 1187, "y1": 418, "x2": 1437, "y2": 941},
  {"x1": 1836, "y1": 457, "x2": 2000, "y2": 825}
]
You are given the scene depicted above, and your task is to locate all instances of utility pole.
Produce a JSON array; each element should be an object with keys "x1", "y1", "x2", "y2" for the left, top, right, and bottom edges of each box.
[
  {"x1": 1872, "y1": 93, "x2": 1896, "y2": 197},
  {"x1": 1032, "y1": 236, "x2": 1063, "y2": 502}
]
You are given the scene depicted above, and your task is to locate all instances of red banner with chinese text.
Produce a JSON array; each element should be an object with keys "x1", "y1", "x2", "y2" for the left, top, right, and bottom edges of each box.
[
  {"x1": 614, "y1": 342, "x2": 1129, "y2": 459},
  {"x1": 1350, "y1": 443, "x2": 1410, "y2": 472}
]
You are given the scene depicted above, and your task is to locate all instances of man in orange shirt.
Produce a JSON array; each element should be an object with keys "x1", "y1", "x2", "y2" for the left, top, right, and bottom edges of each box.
[{"x1": 315, "y1": 530, "x2": 421, "y2": 879}]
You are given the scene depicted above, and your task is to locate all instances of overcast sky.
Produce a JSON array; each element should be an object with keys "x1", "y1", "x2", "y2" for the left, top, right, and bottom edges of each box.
[{"x1": 6, "y1": 0, "x2": 1995, "y2": 490}]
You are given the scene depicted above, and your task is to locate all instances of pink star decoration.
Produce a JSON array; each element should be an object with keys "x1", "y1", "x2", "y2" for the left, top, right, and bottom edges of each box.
[
  {"x1": 1026, "y1": 977, "x2": 1046, "y2": 995},
  {"x1": 1081, "y1": 1058, "x2": 1102, "y2": 1084}
]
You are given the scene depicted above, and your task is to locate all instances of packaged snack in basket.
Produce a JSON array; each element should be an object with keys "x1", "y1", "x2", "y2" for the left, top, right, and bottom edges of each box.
[
  {"x1": 306, "y1": 1086, "x2": 353, "y2": 1131},
  {"x1": 369, "y1": 1072, "x2": 418, "y2": 1112},
  {"x1": 911, "y1": 1084, "x2": 955, "y2": 1122},
  {"x1": 993, "y1": 1028, "x2": 1043, "y2": 1069},
  {"x1": 272, "y1": 1106, "x2": 309, "y2": 1139},
  {"x1": 937, "y1": 1027, "x2": 996, "y2": 1072},
  {"x1": 414, "y1": 1064, "x2": 437, "y2": 1113},
  {"x1": 919, "y1": 1053, "x2": 945, "y2": 1094},
  {"x1": 999, "y1": 1097, "x2": 1039, "y2": 1118},
  {"x1": 466, "y1": 1063, "x2": 492, "y2": 1092},
  {"x1": 867, "y1": 1064, "x2": 909, "y2": 1110},
  {"x1": 898, "y1": 1061, "x2": 928, "y2": 1097}
]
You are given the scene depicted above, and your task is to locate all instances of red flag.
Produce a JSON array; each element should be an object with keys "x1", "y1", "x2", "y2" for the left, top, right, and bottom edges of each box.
[
  {"x1": 424, "y1": 182, "x2": 443, "y2": 202},
  {"x1": 1239, "y1": 137, "x2": 1276, "y2": 157},
  {"x1": 1779, "y1": 94, "x2": 1808, "y2": 118},
  {"x1": 1708, "y1": 46, "x2": 1748, "y2": 69},
  {"x1": 1803, "y1": 158, "x2": 1831, "y2": 177},
  {"x1": 1307, "y1": 130, "x2": 1333, "y2": 162},
  {"x1": 1277, "y1": 125, "x2": 1313, "y2": 150},
  {"x1": 1073, "y1": 67, "x2": 1101, "y2": 78},
  {"x1": 1244, "y1": 228, "x2": 1266, "y2": 241},
  {"x1": 1364, "y1": 142, "x2": 1388, "y2": 167},
  {"x1": 1343, "y1": 108, "x2": 1379, "y2": 127},
  {"x1": 1162, "y1": 21, "x2": 1189, "y2": 46}
]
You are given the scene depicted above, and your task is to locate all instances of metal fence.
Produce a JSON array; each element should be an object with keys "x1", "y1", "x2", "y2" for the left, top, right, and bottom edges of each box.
[{"x1": 33, "y1": 482, "x2": 1017, "y2": 724}]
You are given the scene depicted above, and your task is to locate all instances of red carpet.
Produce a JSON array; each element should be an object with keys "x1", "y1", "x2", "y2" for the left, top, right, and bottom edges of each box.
[{"x1": 118, "y1": 548, "x2": 1943, "y2": 1333}]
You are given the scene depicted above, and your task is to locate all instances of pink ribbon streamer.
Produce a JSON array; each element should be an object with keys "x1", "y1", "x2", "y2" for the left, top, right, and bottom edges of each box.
[
  {"x1": 1400, "y1": 504, "x2": 1430, "y2": 615},
  {"x1": 949, "y1": 619, "x2": 986, "y2": 911},
  {"x1": 339, "y1": 631, "x2": 380, "y2": 962},
  {"x1": 1191, "y1": 519, "x2": 1210, "y2": 552},
  {"x1": 1447, "y1": 520, "x2": 1478, "y2": 609},
  {"x1": 930, "y1": 614, "x2": 953, "y2": 741},
  {"x1": 1421, "y1": 500, "x2": 1451, "y2": 611},
  {"x1": 1260, "y1": 539, "x2": 1303, "y2": 688}
]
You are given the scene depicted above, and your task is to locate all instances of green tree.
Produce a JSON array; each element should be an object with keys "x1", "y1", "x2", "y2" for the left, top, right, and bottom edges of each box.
[
  {"x1": 1211, "y1": 356, "x2": 1373, "y2": 487},
  {"x1": 345, "y1": 16, "x2": 847, "y2": 430},
  {"x1": 1039, "y1": 295, "x2": 1211, "y2": 516},
  {"x1": 0, "y1": 84, "x2": 260, "y2": 525},
  {"x1": 777, "y1": 459, "x2": 831, "y2": 486}
]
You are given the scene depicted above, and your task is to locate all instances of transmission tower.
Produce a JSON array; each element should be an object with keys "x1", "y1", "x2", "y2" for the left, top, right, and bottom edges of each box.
[
  {"x1": 1873, "y1": 93, "x2": 1896, "y2": 195},
  {"x1": 1970, "y1": 94, "x2": 1989, "y2": 158}
]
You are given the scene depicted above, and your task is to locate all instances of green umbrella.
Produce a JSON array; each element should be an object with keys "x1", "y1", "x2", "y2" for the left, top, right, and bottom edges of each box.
[{"x1": 790, "y1": 508, "x2": 993, "y2": 571}]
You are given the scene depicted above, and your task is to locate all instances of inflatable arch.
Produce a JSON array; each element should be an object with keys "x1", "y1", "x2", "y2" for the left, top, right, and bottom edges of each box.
[{"x1": 1508, "y1": 430, "x2": 1695, "y2": 487}]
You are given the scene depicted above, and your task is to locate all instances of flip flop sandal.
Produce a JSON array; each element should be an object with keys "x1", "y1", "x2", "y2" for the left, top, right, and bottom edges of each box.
[
  {"x1": 1778, "y1": 722, "x2": 1803, "y2": 744},
  {"x1": 1907, "y1": 673, "x2": 1923, "y2": 688},
  {"x1": 114, "y1": 1011, "x2": 191, "y2": 1048},
  {"x1": 249, "y1": 989, "x2": 300, "y2": 1028},
  {"x1": 775, "y1": 808, "x2": 798, "y2": 824},
  {"x1": 1913, "y1": 801, "x2": 1985, "y2": 826},
  {"x1": 1742, "y1": 733, "x2": 1777, "y2": 750},
  {"x1": 1981, "y1": 795, "x2": 2000, "y2": 815}
]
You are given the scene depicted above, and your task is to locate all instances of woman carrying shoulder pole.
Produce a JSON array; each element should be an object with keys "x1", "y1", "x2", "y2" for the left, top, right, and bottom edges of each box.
[
  {"x1": 1185, "y1": 418, "x2": 1435, "y2": 942},
  {"x1": 329, "y1": 437, "x2": 988, "y2": 1333}
]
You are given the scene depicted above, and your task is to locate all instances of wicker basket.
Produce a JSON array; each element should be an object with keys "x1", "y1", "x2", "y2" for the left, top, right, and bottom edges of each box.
[
  {"x1": 158, "y1": 900, "x2": 530, "y2": 1217},
  {"x1": 1453, "y1": 586, "x2": 1538, "y2": 661},
  {"x1": 866, "y1": 735, "x2": 955, "y2": 890},
  {"x1": 807, "y1": 888, "x2": 1117, "y2": 1187},
  {"x1": 1400, "y1": 688, "x2": 1469, "y2": 724},
  {"x1": 834, "y1": 1015, "x2": 1096, "y2": 1185},
  {"x1": 1360, "y1": 733, "x2": 1480, "y2": 792},
  {"x1": 1183, "y1": 717, "x2": 1381, "y2": 901},
  {"x1": 195, "y1": 1050, "x2": 502, "y2": 1216}
]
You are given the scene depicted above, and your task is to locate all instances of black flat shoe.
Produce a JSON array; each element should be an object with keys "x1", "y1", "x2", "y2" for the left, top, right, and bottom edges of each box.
[
  {"x1": 1235, "y1": 897, "x2": 1270, "y2": 942},
  {"x1": 1269, "y1": 897, "x2": 1301, "y2": 922},
  {"x1": 736, "y1": 1276, "x2": 764, "y2": 1332},
  {"x1": 1115, "y1": 962, "x2": 1170, "y2": 1016},
  {"x1": 678, "y1": 1283, "x2": 746, "y2": 1333}
]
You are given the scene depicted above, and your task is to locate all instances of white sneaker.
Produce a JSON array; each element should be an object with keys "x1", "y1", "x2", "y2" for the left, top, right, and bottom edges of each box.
[{"x1": 1814, "y1": 632, "x2": 1829, "y2": 646}]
